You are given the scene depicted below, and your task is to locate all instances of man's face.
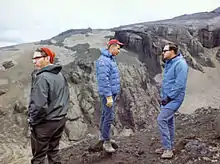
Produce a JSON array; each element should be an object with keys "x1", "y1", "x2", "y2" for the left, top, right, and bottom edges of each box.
[
  {"x1": 32, "y1": 51, "x2": 48, "y2": 69},
  {"x1": 162, "y1": 45, "x2": 173, "y2": 60},
  {"x1": 111, "y1": 44, "x2": 121, "y2": 56}
]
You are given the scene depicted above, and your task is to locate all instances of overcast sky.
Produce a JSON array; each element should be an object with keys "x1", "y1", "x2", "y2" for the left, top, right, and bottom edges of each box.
[{"x1": 0, "y1": 0, "x2": 220, "y2": 47}]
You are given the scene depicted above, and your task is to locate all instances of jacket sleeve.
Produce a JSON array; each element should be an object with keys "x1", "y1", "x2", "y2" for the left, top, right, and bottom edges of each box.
[
  {"x1": 167, "y1": 61, "x2": 188, "y2": 99},
  {"x1": 28, "y1": 75, "x2": 49, "y2": 125},
  {"x1": 96, "y1": 59, "x2": 112, "y2": 97}
]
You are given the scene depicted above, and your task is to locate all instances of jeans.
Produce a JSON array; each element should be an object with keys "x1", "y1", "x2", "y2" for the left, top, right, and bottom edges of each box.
[
  {"x1": 99, "y1": 94, "x2": 116, "y2": 141},
  {"x1": 157, "y1": 108, "x2": 176, "y2": 150}
]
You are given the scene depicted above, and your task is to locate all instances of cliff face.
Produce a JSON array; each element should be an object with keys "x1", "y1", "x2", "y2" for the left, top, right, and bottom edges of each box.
[{"x1": 113, "y1": 8, "x2": 220, "y2": 72}]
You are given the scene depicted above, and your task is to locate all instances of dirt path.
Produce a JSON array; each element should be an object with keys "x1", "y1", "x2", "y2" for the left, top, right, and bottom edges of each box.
[{"x1": 59, "y1": 107, "x2": 220, "y2": 164}]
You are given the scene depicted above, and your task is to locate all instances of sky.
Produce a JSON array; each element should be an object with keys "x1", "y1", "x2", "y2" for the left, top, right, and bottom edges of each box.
[{"x1": 0, "y1": 0, "x2": 220, "y2": 47}]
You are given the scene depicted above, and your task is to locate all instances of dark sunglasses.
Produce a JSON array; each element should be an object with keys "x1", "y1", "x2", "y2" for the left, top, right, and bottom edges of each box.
[
  {"x1": 162, "y1": 50, "x2": 169, "y2": 53},
  {"x1": 32, "y1": 56, "x2": 45, "y2": 60},
  {"x1": 32, "y1": 48, "x2": 47, "y2": 60}
]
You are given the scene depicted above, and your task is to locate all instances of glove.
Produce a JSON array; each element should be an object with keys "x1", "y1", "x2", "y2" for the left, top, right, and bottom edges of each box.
[
  {"x1": 161, "y1": 97, "x2": 172, "y2": 106},
  {"x1": 106, "y1": 96, "x2": 113, "y2": 108}
]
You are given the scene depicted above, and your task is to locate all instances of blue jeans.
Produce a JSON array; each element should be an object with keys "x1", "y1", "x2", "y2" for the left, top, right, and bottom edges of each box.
[
  {"x1": 157, "y1": 108, "x2": 176, "y2": 150},
  {"x1": 99, "y1": 95, "x2": 116, "y2": 141}
]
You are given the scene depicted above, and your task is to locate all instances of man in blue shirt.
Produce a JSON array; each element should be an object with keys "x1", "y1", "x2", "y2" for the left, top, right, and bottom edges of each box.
[
  {"x1": 96, "y1": 39, "x2": 124, "y2": 153},
  {"x1": 156, "y1": 43, "x2": 188, "y2": 159}
]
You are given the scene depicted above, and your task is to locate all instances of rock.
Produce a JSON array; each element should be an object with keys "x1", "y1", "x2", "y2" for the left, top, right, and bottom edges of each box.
[
  {"x1": 198, "y1": 28, "x2": 220, "y2": 48},
  {"x1": 0, "y1": 89, "x2": 8, "y2": 96},
  {"x1": 2, "y1": 60, "x2": 15, "y2": 69},
  {"x1": 78, "y1": 90, "x2": 94, "y2": 114},
  {"x1": 13, "y1": 101, "x2": 27, "y2": 113},
  {"x1": 213, "y1": 7, "x2": 220, "y2": 13},
  {"x1": 0, "y1": 108, "x2": 6, "y2": 116},
  {"x1": 70, "y1": 72, "x2": 81, "y2": 84},
  {"x1": 0, "y1": 79, "x2": 9, "y2": 96},
  {"x1": 66, "y1": 101, "x2": 83, "y2": 121},
  {"x1": 119, "y1": 128, "x2": 134, "y2": 137},
  {"x1": 0, "y1": 65, "x2": 5, "y2": 71},
  {"x1": 65, "y1": 119, "x2": 88, "y2": 141},
  {"x1": 69, "y1": 43, "x2": 90, "y2": 53},
  {"x1": 14, "y1": 114, "x2": 26, "y2": 127},
  {"x1": 216, "y1": 49, "x2": 220, "y2": 61},
  {"x1": 114, "y1": 30, "x2": 162, "y2": 76},
  {"x1": 202, "y1": 156, "x2": 211, "y2": 162},
  {"x1": 214, "y1": 113, "x2": 220, "y2": 136},
  {"x1": 185, "y1": 140, "x2": 210, "y2": 157}
]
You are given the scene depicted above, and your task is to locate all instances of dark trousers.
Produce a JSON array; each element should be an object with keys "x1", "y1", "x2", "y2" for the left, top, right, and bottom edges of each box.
[{"x1": 31, "y1": 118, "x2": 66, "y2": 164}]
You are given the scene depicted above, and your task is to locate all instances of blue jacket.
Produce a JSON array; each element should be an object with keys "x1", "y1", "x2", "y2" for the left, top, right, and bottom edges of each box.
[
  {"x1": 161, "y1": 54, "x2": 188, "y2": 110},
  {"x1": 96, "y1": 48, "x2": 120, "y2": 97}
]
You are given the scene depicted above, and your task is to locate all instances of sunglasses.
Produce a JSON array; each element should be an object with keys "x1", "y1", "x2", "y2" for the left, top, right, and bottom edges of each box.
[
  {"x1": 162, "y1": 50, "x2": 169, "y2": 53},
  {"x1": 32, "y1": 56, "x2": 46, "y2": 60}
]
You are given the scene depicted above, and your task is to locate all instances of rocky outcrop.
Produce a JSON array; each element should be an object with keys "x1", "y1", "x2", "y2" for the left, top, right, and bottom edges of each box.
[
  {"x1": 114, "y1": 30, "x2": 162, "y2": 76},
  {"x1": 113, "y1": 8, "x2": 220, "y2": 73},
  {"x1": 114, "y1": 25, "x2": 216, "y2": 72},
  {"x1": 198, "y1": 27, "x2": 220, "y2": 48},
  {"x1": 61, "y1": 54, "x2": 160, "y2": 139},
  {"x1": 2, "y1": 60, "x2": 15, "y2": 69},
  {"x1": 214, "y1": 7, "x2": 220, "y2": 13}
]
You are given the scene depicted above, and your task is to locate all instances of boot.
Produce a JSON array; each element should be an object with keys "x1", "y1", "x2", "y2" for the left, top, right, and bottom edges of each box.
[
  {"x1": 161, "y1": 150, "x2": 174, "y2": 159},
  {"x1": 103, "y1": 140, "x2": 116, "y2": 153},
  {"x1": 155, "y1": 147, "x2": 175, "y2": 154},
  {"x1": 99, "y1": 132, "x2": 118, "y2": 149}
]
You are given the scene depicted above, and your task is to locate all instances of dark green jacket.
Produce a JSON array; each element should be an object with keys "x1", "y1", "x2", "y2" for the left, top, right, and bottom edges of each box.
[{"x1": 28, "y1": 65, "x2": 69, "y2": 126}]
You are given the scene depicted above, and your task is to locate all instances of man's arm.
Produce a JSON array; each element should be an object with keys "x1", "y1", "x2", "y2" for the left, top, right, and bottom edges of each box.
[
  {"x1": 28, "y1": 75, "x2": 49, "y2": 126},
  {"x1": 96, "y1": 59, "x2": 112, "y2": 97}
]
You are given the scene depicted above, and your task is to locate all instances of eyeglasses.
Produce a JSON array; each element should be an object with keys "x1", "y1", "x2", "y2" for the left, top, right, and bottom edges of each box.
[
  {"x1": 162, "y1": 50, "x2": 169, "y2": 53},
  {"x1": 32, "y1": 56, "x2": 45, "y2": 60}
]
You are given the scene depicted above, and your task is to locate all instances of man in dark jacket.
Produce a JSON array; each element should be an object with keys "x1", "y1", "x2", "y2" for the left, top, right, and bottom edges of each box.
[
  {"x1": 28, "y1": 47, "x2": 70, "y2": 164},
  {"x1": 96, "y1": 39, "x2": 124, "y2": 153},
  {"x1": 156, "y1": 43, "x2": 188, "y2": 159}
]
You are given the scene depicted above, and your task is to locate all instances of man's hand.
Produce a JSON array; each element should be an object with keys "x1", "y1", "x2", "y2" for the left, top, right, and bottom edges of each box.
[
  {"x1": 106, "y1": 96, "x2": 113, "y2": 107},
  {"x1": 27, "y1": 118, "x2": 33, "y2": 131},
  {"x1": 161, "y1": 97, "x2": 172, "y2": 106}
]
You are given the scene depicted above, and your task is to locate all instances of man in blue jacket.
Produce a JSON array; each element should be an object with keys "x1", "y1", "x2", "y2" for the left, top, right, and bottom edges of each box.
[
  {"x1": 156, "y1": 43, "x2": 188, "y2": 159},
  {"x1": 96, "y1": 39, "x2": 124, "y2": 153}
]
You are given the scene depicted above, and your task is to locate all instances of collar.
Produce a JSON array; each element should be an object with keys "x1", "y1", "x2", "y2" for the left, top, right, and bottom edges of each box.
[{"x1": 166, "y1": 54, "x2": 181, "y2": 64}]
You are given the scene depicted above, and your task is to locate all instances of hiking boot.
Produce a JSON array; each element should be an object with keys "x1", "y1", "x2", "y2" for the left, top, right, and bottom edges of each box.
[
  {"x1": 98, "y1": 132, "x2": 119, "y2": 149},
  {"x1": 103, "y1": 141, "x2": 116, "y2": 153},
  {"x1": 155, "y1": 147, "x2": 175, "y2": 154},
  {"x1": 161, "y1": 150, "x2": 174, "y2": 159}
]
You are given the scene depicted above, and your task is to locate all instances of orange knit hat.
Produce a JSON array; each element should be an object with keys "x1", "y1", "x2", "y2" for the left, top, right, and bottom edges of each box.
[{"x1": 41, "y1": 47, "x2": 56, "y2": 63}]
